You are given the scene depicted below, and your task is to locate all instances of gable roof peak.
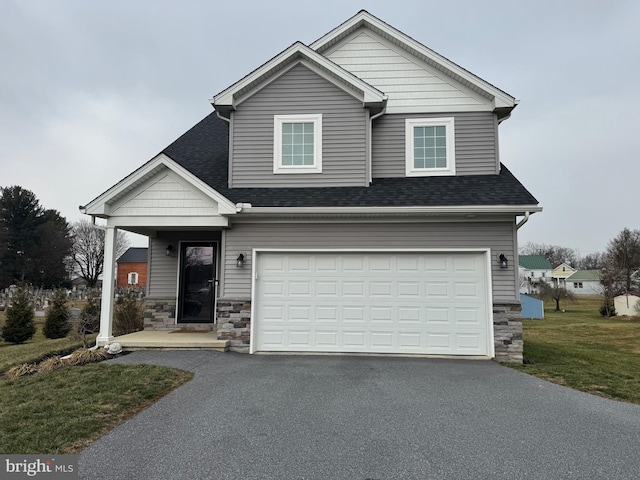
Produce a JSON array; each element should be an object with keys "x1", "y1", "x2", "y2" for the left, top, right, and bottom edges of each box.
[
  {"x1": 311, "y1": 10, "x2": 517, "y2": 117},
  {"x1": 212, "y1": 40, "x2": 386, "y2": 116}
]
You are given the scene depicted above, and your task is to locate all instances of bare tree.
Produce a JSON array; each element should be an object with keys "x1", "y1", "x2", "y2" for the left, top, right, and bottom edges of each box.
[
  {"x1": 538, "y1": 280, "x2": 576, "y2": 312},
  {"x1": 71, "y1": 220, "x2": 130, "y2": 287},
  {"x1": 605, "y1": 228, "x2": 640, "y2": 293},
  {"x1": 577, "y1": 252, "x2": 604, "y2": 270},
  {"x1": 519, "y1": 242, "x2": 579, "y2": 267}
]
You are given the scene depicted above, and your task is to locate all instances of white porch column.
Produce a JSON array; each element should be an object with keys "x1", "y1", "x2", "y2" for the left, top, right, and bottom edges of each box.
[{"x1": 97, "y1": 225, "x2": 117, "y2": 345}]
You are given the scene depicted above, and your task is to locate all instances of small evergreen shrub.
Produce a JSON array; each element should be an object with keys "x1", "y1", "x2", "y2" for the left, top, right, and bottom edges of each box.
[
  {"x1": 43, "y1": 289, "x2": 71, "y2": 339},
  {"x1": 113, "y1": 292, "x2": 145, "y2": 336},
  {"x1": 1, "y1": 283, "x2": 36, "y2": 344},
  {"x1": 600, "y1": 300, "x2": 616, "y2": 317}
]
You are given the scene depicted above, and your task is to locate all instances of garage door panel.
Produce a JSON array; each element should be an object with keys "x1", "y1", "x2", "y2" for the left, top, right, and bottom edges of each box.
[{"x1": 254, "y1": 252, "x2": 490, "y2": 356}]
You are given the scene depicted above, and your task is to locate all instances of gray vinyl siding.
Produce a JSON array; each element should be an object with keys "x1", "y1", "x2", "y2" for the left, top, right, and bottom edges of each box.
[
  {"x1": 372, "y1": 112, "x2": 499, "y2": 177},
  {"x1": 148, "y1": 232, "x2": 222, "y2": 298},
  {"x1": 231, "y1": 63, "x2": 368, "y2": 187},
  {"x1": 222, "y1": 221, "x2": 517, "y2": 301}
]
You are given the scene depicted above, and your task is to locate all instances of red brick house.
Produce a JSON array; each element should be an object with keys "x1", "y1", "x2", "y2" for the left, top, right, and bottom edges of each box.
[{"x1": 116, "y1": 247, "x2": 148, "y2": 288}]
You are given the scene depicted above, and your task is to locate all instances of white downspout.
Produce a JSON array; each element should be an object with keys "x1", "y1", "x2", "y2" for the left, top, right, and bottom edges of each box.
[
  {"x1": 516, "y1": 211, "x2": 530, "y2": 230},
  {"x1": 368, "y1": 104, "x2": 387, "y2": 184},
  {"x1": 216, "y1": 111, "x2": 230, "y2": 123}
]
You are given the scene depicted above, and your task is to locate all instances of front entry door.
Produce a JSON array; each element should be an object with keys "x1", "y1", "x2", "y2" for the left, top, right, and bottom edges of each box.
[{"x1": 178, "y1": 243, "x2": 216, "y2": 323}]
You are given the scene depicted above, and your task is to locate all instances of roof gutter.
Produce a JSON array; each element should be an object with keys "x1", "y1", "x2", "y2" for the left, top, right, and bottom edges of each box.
[{"x1": 239, "y1": 205, "x2": 542, "y2": 216}]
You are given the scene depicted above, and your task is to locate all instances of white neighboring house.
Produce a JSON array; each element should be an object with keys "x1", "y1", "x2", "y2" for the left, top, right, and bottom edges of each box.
[
  {"x1": 518, "y1": 255, "x2": 553, "y2": 294},
  {"x1": 565, "y1": 270, "x2": 601, "y2": 295},
  {"x1": 614, "y1": 294, "x2": 640, "y2": 316}
]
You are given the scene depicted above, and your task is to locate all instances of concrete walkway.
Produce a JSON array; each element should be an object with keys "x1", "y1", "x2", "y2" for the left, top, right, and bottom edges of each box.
[{"x1": 79, "y1": 352, "x2": 640, "y2": 479}]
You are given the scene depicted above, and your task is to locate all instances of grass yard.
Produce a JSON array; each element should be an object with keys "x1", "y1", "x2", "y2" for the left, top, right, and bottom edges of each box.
[
  {"x1": 512, "y1": 296, "x2": 640, "y2": 404},
  {"x1": 0, "y1": 309, "x2": 193, "y2": 454}
]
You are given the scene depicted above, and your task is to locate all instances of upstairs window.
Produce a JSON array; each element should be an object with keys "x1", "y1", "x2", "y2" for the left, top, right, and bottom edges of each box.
[
  {"x1": 274, "y1": 114, "x2": 322, "y2": 174},
  {"x1": 405, "y1": 117, "x2": 455, "y2": 177}
]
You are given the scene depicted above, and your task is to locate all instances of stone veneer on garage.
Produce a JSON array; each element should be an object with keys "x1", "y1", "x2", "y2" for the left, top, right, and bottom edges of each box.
[{"x1": 145, "y1": 298, "x2": 524, "y2": 362}]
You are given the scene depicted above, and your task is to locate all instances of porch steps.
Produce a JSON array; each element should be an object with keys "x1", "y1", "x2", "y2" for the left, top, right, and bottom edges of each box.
[{"x1": 112, "y1": 330, "x2": 229, "y2": 351}]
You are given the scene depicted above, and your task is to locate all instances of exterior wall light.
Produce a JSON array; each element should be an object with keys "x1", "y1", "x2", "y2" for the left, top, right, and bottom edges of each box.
[
  {"x1": 237, "y1": 253, "x2": 245, "y2": 268},
  {"x1": 499, "y1": 254, "x2": 508, "y2": 269},
  {"x1": 166, "y1": 244, "x2": 174, "y2": 257}
]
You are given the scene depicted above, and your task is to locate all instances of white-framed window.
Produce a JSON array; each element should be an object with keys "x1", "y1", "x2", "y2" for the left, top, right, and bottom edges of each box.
[
  {"x1": 273, "y1": 114, "x2": 322, "y2": 174},
  {"x1": 574, "y1": 282, "x2": 583, "y2": 289},
  {"x1": 128, "y1": 272, "x2": 139, "y2": 285},
  {"x1": 405, "y1": 117, "x2": 455, "y2": 177}
]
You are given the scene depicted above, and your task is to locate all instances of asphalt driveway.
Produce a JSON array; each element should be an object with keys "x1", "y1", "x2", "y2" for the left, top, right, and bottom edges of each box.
[{"x1": 79, "y1": 352, "x2": 640, "y2": 479}]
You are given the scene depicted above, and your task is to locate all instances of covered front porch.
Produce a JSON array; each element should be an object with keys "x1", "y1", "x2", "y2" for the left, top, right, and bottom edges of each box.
[{"x1": 79, "y1": 154, "x2": 241, "y2": 349}]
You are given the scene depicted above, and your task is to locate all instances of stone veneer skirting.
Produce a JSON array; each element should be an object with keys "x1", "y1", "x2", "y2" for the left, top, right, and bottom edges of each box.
[
  {"x1": 144, "y1": 297, "x2": 523, "y2": 361},
  {"x1": 492, "y1": 301, "x2": 524, "y2": 363},
  {"x1": 216, "y1": 298, "x2": 251, "y2": 353}
]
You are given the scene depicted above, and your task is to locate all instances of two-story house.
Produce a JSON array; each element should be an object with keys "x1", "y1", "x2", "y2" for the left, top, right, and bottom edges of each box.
[
  {"x1": 518, "y1": 255, "x2": 552, "y2": 294},
  {"x1": 81, "y1": 11, "x2": 540, "y2": 362}
]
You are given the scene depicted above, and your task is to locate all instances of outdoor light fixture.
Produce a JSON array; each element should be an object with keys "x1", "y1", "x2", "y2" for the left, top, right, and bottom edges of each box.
[
  {"x1": 236, "y1": 253, "x2": 245, "y2": 268},
  {"x1": 499, "y1": 254, "x2": 508, "y2": 269},
  {"x1": 166, "y1": 244, "x2": 174, "y2": 257}
]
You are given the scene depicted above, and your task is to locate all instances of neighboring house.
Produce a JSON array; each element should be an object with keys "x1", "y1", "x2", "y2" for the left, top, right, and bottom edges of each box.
[
  {"x1": 116, "y1": 247, "x2": 149, "y2": 288},
  {"x1": 614, "y1": 294, "x2": 640, "y2": 316},
  {"x1": 520, "y1": 294, "x2": 544, "y2": 319},
  {"x1": 551, "y1": 262, "x2": 576, "y2": 288},
  {"x1": 518, "y1": 255, "x2": 552, "y2": 294},
  {"x1": 565, "y1": 270, "x2": 601, "y2": 295},
  {"x1": 80, "y1": 11, "x2": 540, "y2": 362}
]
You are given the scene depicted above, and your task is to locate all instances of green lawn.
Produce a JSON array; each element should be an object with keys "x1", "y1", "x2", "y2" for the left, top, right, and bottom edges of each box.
[
  {"x1": 512, "y1": 296, "x2": 640, "y2": 404},
  {"x1": 0, "y1": 309, "x2": 193, "y2": 454}
]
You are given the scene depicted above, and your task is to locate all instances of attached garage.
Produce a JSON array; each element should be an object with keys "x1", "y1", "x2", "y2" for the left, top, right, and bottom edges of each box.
[{"x1": 251, "y1": 250, "x2": 493, "y2": 357}]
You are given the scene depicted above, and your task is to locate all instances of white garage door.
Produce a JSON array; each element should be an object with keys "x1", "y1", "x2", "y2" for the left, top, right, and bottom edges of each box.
[{"x1": 253, "y1": 251, "x2": 491, "y2": 356}]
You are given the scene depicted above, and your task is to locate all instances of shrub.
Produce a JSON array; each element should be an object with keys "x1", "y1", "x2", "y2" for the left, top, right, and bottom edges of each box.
[
  {"x1": 66, "y1": 348, "x2": 109, "y2": 366},
  {"x1": 36, "y1": 356, "x2": 67, "y2": 374},
  {"x1": 43, "y1": 289, "x2": 71, "y2": 339},
  {"x1": 1, "y1": 283, "x2": 36, "y2": 344},
  {"x1": 5, "y1": 363, "x2": 37, "y2": 379},
  {"x1": 113, "y1": 292, "x2": 145, "y2": 336},
  {"x1": 75, "y1": 292, "x2": 100, "y2": 347},
  {"x1": 600, "y1": 300, "x2": 616, "y2": 317}
]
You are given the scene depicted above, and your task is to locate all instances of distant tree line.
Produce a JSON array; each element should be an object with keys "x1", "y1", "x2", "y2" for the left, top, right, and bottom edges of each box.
[{"x1": 0, "y1": 185, "x2": 130, "y2": 290}]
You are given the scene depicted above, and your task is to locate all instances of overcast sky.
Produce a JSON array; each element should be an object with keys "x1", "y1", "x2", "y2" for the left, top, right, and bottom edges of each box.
[{"x1": 1, "y1": 0, "x2": 638, "y2": 257}]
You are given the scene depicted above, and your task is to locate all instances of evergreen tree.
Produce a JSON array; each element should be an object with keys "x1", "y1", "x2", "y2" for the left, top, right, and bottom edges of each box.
[
  {"x1": 1, "y1": 283, "x2": 36, "y2": 344},
  {"x1": 0, "y1": 186, "x2": 72, "y2": 289},
  {"x1": 43, "y1": 288, "x2": 71, "y2": 339}
]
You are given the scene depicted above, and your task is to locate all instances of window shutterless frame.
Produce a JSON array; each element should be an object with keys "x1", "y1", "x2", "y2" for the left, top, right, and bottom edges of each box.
[
  {"x1": 273, "y1": 114, "x2": 322, "y2": 174},
  {"x1": 405, "y1": 117, "x2": 455, "y2": 177}
]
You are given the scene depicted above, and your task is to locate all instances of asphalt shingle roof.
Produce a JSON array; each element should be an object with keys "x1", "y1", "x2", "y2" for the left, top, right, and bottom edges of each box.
[
  {"x1": 163, "y1": 112, "x2": 539, "y2": 208},
  {"x1": 117, "y1": 247, "x2": 148, "y2": 263}
]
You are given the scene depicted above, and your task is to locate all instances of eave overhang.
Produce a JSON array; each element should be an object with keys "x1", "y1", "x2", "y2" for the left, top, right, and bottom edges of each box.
[{"x1": 233, "y1": 204, "x2": 542, "y2": 220}]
